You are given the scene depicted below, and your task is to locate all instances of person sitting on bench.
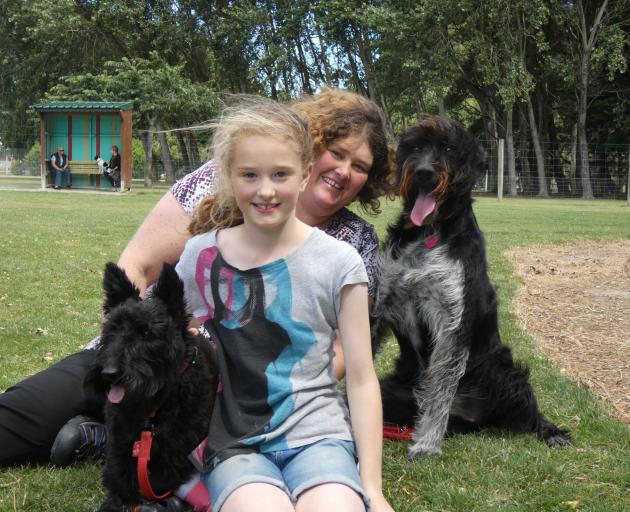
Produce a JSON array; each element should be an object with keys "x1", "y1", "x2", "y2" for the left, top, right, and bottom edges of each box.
[
  {"x1": 51, "y1": 147, "x2": 71, "y2": 189},
  {"x1": 103, "y1": 145, "x2": 121, "y2": 191}
]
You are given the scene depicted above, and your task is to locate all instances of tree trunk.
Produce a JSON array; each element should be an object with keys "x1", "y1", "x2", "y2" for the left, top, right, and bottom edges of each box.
[
  {"x1": 437, "y1": 96, "x2": 445, "y2": 117},
  {"x1": 141, "y1": 121, "x2": 154, "y2": 188},
  {"x1": 293, "y1": 34, "x2": 313, "y2": 94},
  {"x1": 526, "y1": 96, "x2": 548, "y2": 196},
  {"x1": 570, "y1": 122, "x2": 578, "y2": 195},
  {"x1": 574, "y1": 0, "x2": 608, "y2": 199},
  {"x1": 176, "y1": 132, "x2": 196, "y2": 173},
  {"x1": 578, "y1": 57, "x2": 594, "y2": 198},
  {"x1": 506, "y1": 107, "x2": 517, "y2": 196},
  {"x1": 313, "y1": 16, "x2": 334, "y2": 83},
  {"x1": 353, "y1": 25, "x2": 377, "y2": 101},
  {"x1": 338, "y1": 31, "x2": 366, "y2": 96},
  {"x1": 156, "y1": 125, "x2": 175, "y2": 184}
]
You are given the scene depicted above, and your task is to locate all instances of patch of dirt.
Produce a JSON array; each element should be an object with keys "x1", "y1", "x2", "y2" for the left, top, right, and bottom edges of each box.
[{"x1": 505, "y1": 239, "x2": 630, "y2": 424}]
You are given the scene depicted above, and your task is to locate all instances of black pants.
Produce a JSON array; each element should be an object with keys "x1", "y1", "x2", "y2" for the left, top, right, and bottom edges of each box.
[
  {"x1": 104, "y1": 172, "x2": 120, "y2": 189},
  {"x1": 0, "y1": 350, "x2": 105, "y2": 466}
]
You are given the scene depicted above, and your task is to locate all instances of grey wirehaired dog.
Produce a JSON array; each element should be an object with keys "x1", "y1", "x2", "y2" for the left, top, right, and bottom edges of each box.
[{"x1": 372, "y1": 116, "x2": 570, "y2": 460}]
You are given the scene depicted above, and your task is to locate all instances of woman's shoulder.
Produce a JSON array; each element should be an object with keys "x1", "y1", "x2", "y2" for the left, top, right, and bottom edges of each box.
[
  {"x1": 324, "y1": 207, "x2": 379, "y2": 252},
  {"x1": 170, "y1": 161, "x2": 218, "y2": 215},
  {"x1": 309, "y1": 227, "x2": 363, "y2": 262}
]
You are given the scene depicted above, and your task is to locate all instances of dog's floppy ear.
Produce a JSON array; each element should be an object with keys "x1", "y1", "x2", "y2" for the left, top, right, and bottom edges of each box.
[
  {"x1": 153, "y1": 263, "x2": 188, "y2": 328},
  {"x1": 103, "y1": 262, "x2": 141, "y2": 314}
]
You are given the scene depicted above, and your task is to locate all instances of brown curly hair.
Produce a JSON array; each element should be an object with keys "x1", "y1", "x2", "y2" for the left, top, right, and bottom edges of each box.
[{"x1": 291, "y1": 87, "x2": 395, "y2": 214}]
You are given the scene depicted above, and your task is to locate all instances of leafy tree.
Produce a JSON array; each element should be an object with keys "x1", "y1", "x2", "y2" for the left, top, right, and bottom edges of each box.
[{"x1": 48, "y1": 53, "x2": 219, "y2": 183}]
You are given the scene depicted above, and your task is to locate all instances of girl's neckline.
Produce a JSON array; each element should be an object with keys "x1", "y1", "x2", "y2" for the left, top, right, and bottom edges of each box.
[{"x1": 213, "y1": 227, "x2": 318, "y2": 273}]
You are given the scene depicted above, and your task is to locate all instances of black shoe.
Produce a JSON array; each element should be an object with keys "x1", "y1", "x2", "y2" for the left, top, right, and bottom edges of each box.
[
  {"x1": 135, "y1": 496, "x2": 191, "y2": 512},
  {"x1": 49, "y1": 415, "x2": 107, "y2": 467}
]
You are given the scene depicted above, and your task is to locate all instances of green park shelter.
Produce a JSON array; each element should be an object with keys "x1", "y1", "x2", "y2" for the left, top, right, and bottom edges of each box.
[{"x1": 33, "y1": 101, "x2": 133, "y2": 190}]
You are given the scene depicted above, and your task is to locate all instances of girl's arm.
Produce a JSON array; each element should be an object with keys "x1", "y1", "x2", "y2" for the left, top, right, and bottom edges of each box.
[
  {"x1": 117, "y1": 191, "x2": 192, "y2": 295},
  {"x1": 338, "y1": 283, "x2": 394, "y2": 512}
]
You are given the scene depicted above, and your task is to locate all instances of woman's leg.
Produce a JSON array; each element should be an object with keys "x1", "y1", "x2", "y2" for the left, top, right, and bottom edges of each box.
[{"x1": 0, "y1": 350, "x2": 103, "y2": 466}]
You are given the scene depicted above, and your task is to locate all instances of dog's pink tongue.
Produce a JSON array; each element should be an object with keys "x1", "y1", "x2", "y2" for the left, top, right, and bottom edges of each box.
[
  {"x1": 107, "y1": 385, "x2": 125, "y2": 404},
  {"x1": 410, "y1": 193, "x2": 437, "y2": 226}
]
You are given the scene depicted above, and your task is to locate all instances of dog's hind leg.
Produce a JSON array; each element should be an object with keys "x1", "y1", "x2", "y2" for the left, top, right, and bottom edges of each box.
[
  {"x1": 455, "y1": 348, "x2": 570, "y2": 447},
  {"x1": 408, "y1": 341, "x2": 469, "y2": 459}
]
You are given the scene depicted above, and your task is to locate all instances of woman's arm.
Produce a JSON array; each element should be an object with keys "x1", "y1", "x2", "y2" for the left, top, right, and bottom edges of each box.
[
  {"x1": 338, "y1": 283, "x2": 394, "y2": 512},
  {"x1": 117, "y1": 191, "x2": 192, "y2": 295}
]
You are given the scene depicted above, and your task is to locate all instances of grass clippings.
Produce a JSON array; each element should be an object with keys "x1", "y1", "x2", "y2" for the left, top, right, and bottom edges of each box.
[{"x1": 506, "y1": 239, "x2": 630, "y2": 424}]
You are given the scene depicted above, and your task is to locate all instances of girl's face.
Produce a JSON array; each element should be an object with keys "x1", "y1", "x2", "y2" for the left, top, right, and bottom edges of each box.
[
  {"x1": 299, "y1": 134, "x2": 373, "y2": 220},
  {"x1": 230, "y1": 135, "x2": 310, "y2": 231}
]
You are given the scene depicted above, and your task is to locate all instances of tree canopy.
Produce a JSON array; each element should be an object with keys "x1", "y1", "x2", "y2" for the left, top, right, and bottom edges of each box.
[{"x1": 1, "y1": 0, "x2": 628, "y2": 196}]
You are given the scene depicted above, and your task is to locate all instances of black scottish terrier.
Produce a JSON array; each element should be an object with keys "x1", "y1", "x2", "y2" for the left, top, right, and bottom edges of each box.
[
  {"x1": 85, "y1": 263, "x2": 217, "y2": 511},
  {"x1": 372, "y1": 116, "x2": 571, "y2": 460}
]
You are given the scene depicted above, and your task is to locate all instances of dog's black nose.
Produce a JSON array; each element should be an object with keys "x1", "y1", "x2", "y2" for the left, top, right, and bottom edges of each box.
[{"x1": 101, "y1": 365, "x2": 118, "y2": 378}]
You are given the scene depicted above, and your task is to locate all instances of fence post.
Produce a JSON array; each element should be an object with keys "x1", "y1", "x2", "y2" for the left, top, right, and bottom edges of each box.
[
  {"x1": 497, "y1": 138, "x2": 504, "y2": 201},
  {"x1": 627, "y1": 144, "x2": 630, "y2": 206}
]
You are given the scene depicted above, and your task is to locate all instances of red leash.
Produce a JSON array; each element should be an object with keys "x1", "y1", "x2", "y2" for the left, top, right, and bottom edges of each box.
[
  {"x1": 130, "y1": 350, "x2": 198, "y2": 508},
  {"x1": 133, "y1": 429, "x2": 171, "y2": 502},
  {"x1": 383, "y1": 422, "x2": 414, "y2": 441}
]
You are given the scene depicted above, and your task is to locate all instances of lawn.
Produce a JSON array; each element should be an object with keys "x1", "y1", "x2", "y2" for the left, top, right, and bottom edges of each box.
[{"x1": 1, "y1": 190, "x2": 629, "y2": 511}]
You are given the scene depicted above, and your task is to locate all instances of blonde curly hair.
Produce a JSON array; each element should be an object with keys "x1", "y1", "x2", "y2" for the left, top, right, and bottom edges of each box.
[{"x1": 189, "y1": 97, "x2": 313, "y2": 235}]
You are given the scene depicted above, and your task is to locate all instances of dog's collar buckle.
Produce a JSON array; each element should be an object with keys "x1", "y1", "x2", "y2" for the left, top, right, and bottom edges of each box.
[
  {"x1": 425, "y1": 233, "x2": 440, "y2": 249},
  {"x1": 180, "y1": 345, "x2": 199, "y2": 373},
  {"x1": 132, "y1": 430, "x2": 171, "y2": 501},
  {"x1": 422, "y1": 227, "x2": 440, "y2": 249}
]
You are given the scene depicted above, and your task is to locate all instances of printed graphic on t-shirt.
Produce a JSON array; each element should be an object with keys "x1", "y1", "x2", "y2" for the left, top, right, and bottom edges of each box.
[{"x1": 194, "y1": 247, "x2": 318, "y2": 460}]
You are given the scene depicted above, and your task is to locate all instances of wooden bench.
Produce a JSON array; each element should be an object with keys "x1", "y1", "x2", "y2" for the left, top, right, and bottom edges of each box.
[
  {"x1": 46, "y1": 159, "x2": 100, "y2": 174},
  {"x1": 68, "y1": 159, "x2": 100, "y2": 175},
  {"x1": 46, "y1": 159, "x2": 106, "y2": 188}
]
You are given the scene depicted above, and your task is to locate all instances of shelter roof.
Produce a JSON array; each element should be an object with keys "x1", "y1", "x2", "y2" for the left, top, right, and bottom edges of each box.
[{"x1": 34, "y1": 101, "x2": 133, "y2": 112}]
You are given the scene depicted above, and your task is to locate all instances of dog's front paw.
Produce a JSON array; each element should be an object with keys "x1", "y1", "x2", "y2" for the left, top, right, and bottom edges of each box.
[
  {"x1": 543, "y1": 429, "x2": 572, "y2": 448},
  {"x1": 407, "y1": 440, "x2": 442, "y2": 460}
]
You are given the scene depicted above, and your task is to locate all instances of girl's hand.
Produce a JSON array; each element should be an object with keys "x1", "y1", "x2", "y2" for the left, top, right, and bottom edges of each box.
[{"x1": 368, "y1": 491, "x2": 395, "y2": 512}]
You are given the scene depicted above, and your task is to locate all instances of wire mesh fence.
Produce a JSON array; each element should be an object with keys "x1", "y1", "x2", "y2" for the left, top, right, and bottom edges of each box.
[
  {"x1": 476, "y1": 139, "x2": 630, "y2": 200},
  {"x1": 2, "y1": 131, "x2": 629, "y2": 202}
]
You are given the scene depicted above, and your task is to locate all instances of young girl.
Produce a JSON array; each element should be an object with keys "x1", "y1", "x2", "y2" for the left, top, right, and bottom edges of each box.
[{"x1": 175, "y1": 99, "x2": 394, "y2": 512}]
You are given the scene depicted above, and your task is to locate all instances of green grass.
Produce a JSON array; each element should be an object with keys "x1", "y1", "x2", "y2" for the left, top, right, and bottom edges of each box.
[{"x1": 1, "y1": 192, "x2": 629, "y2": 511}]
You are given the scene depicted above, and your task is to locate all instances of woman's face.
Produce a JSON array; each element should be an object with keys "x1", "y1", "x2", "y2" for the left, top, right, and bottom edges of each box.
[{"x1": 299, "y1": 134, "x2": 373, "y2": 220}]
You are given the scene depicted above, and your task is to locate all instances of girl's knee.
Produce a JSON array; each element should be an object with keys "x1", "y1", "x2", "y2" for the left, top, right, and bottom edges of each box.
[
  {"x1": 220, "y1": 482, "x2": 293, "y2": 512},
  {"x1": 296, "y1": 483, "x2": 366, "y2": 512}
]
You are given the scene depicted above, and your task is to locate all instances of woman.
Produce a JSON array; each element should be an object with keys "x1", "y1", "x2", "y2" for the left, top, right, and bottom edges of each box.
[
  {"x1": 0, "y1": 90, "x2": 394, "y2": 490},
  {"x1": 104, "y1": 145, "x2": 121, "y2": 191}
]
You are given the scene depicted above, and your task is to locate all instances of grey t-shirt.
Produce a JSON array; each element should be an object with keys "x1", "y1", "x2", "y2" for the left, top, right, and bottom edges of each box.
[{"x1": 175, "y1": 228, "x2": 368, "y2": 468}]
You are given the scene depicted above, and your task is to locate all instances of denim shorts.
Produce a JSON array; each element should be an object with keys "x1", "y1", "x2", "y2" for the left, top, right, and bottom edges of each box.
[{"x1": 203, "y1": 438, "x2": 370, "y2": 511}]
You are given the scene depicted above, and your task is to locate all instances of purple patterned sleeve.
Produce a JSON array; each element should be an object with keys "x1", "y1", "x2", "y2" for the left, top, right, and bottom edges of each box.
[
  {"x1": 324, "y1": 208, "x2": 380, "y2": 300},
  {"x1": 170, "y1": 161, "x2": 217, "y2": 214}
]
